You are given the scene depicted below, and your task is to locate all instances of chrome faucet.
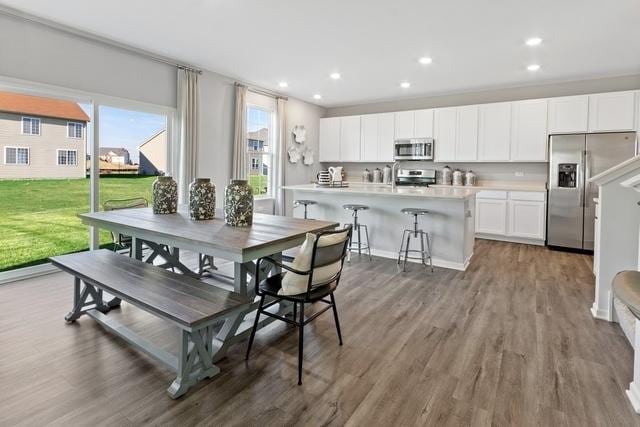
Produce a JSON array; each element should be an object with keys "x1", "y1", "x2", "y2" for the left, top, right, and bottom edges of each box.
[{"x1": 391, "y1": 161, "x2": 401, "y2": 191}]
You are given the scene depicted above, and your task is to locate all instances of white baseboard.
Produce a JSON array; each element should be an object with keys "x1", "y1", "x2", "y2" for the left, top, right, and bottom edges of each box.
[
  {"x1": 0, "y1": 262, "x2": 58, "y2": 285},
  {"x1": 628, "y1": 382, "x2": 640, "y2": 414},
  {"x1": 590, "y1": 302, "x2": 611, "y2": 321},
  {"x1": 475, "y1": 233, "x2": 545, "y2": 246},
  {"x1": 367, "y1": 248, "x2": 470, "y2": 271}
]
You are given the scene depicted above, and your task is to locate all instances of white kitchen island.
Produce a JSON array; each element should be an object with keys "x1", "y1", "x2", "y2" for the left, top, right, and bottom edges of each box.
[{"x1": 283, "y1": 184, "x2": 478, "y2": 270}]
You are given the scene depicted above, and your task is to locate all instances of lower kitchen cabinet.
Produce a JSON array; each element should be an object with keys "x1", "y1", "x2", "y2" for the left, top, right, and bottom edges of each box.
[{"x1": 475, "y1": 190, "x2": 546, "y2": 244}]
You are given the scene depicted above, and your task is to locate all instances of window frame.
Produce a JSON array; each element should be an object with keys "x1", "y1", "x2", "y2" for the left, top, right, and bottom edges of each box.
[
  {"x1": 56, "y1": 148, "x2": 78, "y2": 166},
  {"x1": 245, "y1": 104, "x2": 275, "y2": 198},
  {"x1": 21, "y1": 116, "x2": 41, "y2": 136},
  {"x1": 67, "y1": 121, "x2": 83, "y2": 139},
  {"x1": 4, "y1": 146, "x2": 30, "y2": 165}
]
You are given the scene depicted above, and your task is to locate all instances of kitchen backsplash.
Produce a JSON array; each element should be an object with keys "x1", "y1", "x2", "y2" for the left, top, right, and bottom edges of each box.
[{"x1": 320, "y1": 161, "x2": 548, "y2": 183}]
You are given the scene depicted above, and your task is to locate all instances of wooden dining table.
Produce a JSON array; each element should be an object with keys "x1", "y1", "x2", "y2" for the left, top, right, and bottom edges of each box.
[{"x1": 79, "y1": 206, "x2": 338, "y2": 362}]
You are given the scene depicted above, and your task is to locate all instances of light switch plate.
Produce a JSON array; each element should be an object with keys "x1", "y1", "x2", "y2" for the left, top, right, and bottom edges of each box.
[{"x1": 515, "y1": 171, "x2": 525, "y2": 177}]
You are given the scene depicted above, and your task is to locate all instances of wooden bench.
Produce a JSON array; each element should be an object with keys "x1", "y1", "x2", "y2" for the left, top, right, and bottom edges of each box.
[{"x1": 50, "y1": 249, "x2": 249, "y2": 399}]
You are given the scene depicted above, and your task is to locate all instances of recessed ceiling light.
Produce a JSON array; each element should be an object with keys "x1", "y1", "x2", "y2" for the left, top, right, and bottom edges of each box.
[
  {"x1": 313, "y1": 94, "x2": 322, "y2": 100},
  {"x1": 330, "y1": 72, "x2": 341, "y2": 80},
  {"x1": 278, "y1": 81, "x2": 288, "y2": 88},
  {"x1": 418, "y1": 57, "x2": 433, "y2": 65},
  {"x1": 527, "y1": 64, "x2": 541, "y2": 71},
  {"x1": 526, "y1": 37, "x2": 543, "y2": 46},
  {"x1": 400, "y1": 82, "x2": 411, "y2": 89}
]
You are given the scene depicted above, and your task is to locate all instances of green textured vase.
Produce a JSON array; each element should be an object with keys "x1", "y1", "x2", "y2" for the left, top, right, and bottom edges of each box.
[{"x1": 224, "y1": 180, "x2": 253, "y2": 226}]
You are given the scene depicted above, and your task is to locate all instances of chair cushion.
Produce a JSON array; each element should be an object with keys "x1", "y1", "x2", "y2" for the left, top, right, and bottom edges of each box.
[{"x1": 279, "y1": 230, "x2": 349, "y2": 296}]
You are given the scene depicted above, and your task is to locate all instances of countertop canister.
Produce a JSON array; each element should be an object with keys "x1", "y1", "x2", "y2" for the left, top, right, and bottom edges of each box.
[
  {"x1": 189, "y1": 178, "x2": 215, "y2": 220},
  {"x1": 452, "y1": 169, "x2": 464, "y2": 186},
  {"x1": 152, "y1": 175, "x2": 178, "y2": 214},
  {"x1": 224, "y1": 180, "x2": 254, "y2": 226},
  {"x1": 464, "y1": 170, "x2": 477, "y2": 186},
  {"x1": 383, "y1": 165, "x2": 392, "y2": 184},
  {"x1": 441, "y1": 166, "x2": 453, "y2": 185},
  {"x1": 373, "y1": 167, "x2": 383, "y2": 183},
  {"x1": 362, "y1": 168, "x2": 372, "y2": 183}
]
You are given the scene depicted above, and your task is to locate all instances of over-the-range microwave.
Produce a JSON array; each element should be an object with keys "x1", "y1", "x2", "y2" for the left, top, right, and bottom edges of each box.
[{"x1": 393, "y1": 138, "x2": 434, "y2": 161}]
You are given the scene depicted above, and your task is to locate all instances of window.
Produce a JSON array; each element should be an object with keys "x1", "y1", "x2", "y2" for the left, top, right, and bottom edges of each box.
[
  {"x1": 246, "y1": 106, "x2": 273, "y2": 196},
  {"x1": 5, "y1": 147, "x2": 29, "y2": 165},
  {"x1": 57, "y1": 149, "x2": 78, "y2": 166},
  {"x1": 67, "y1": 122, "x2": 83, "y2": 138},
  {"x1": 21, "y1": 117, "x2": 40, "y2": 135}
]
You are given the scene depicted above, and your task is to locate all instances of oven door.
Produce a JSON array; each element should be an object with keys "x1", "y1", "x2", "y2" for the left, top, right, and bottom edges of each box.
[{"x1": 394, "y1": 140, "x2": 433, "y2": 160}]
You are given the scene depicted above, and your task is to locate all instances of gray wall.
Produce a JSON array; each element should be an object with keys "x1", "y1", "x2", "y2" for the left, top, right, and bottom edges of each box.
[
  {"x1": 0, "y1": 13, "x2": 176, "y2": 107},
  {"x1": 325, "y1": 74, "x2": 640, "y2": 117}
]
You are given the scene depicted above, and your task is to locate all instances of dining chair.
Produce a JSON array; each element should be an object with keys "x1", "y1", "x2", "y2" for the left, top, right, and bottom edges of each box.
[
  {"x1": 103, "y1": 197, "x2": 148, "y2": 257},
  {"x1": 245, "y1": 225, "x2": 353, "y2": 385}
]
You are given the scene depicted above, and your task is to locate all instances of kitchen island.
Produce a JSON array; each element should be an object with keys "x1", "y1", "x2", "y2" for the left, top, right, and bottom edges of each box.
[{"x1": 283, "y1": 183, "x2": 478, "y2": 270}]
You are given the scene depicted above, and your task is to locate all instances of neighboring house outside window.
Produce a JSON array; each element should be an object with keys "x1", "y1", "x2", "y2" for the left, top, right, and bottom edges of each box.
[
  {"x1": 57, "y1": 149, "x2": 78, "y2": 166},
  {"x1": 22, "y1": 117, "x2": 40, "y2": 135},
  {"x1": 246, "y1": 106, "x2": 273, "y2": 196},
  {"x1": 5, "y1": 147, "x2": 29, "y2": 165},
  {"x1": 67, "y1": 122, "x2": 83, "y2": 138}
]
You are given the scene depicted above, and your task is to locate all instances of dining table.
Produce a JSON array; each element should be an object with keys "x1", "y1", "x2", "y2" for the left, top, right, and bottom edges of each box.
[{"x1": 79, "y1": 206, "x2": 339, "y2": 362}]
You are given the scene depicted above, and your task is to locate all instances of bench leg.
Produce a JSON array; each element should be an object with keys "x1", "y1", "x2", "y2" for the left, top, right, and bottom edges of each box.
[
  {"x1": 65, "y1": 278, "x2": 109, "y2": 322},
  {"x1": 167, "y1": 326, "x2": 220, "y2": 399}
]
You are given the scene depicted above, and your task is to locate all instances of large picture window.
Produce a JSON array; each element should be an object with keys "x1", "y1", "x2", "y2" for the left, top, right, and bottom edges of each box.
[{"x1": 246, "y1": 106, "x2": 273, "y2": 196}]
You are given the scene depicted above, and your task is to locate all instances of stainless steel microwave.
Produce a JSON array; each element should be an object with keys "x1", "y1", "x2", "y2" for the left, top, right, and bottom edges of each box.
[{"x1": 393, "y1": 138, "x2": 434, "y2": 161}]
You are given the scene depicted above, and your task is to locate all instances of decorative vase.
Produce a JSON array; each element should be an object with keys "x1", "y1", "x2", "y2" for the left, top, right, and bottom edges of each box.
[
  {"x1": 152, "y1": 175, "x2": 178, "y2": 214},
  {"x1": 224, "y1": 180, "x2": 253, "y2": 226},
  {"x1": 189, "y1": 178, "x2": 215, "y2": 220}
]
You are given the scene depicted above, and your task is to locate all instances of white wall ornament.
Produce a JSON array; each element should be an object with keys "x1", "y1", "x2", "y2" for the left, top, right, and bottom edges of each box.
[
  {"x1": 288, "y1": 145, "x2": 302, "y2": 164},
  {"x1": 303, "y1": 148, "x2": 314, "y2": 165},
  {"x1": 292, "y1": 125, "x2": 306, "y2": 143}
]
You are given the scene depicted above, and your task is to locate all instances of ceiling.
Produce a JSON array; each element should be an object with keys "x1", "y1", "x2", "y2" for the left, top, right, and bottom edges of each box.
[{"x1": 2, "y1": 0, "x2": 639, "y2": 107}]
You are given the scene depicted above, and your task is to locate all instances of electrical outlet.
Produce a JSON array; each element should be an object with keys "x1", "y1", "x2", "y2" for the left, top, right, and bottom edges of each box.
[{"x1": 515, "y1": 171, "x2": 525, "y2": 177}]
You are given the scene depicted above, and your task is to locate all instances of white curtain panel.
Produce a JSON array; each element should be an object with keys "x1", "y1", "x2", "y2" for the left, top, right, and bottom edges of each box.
[
  {"x1": 275, "y1": 97, "x2": 287, "y2": 215},
  {"x1": 232, "y1": 84, "x2": 248, "y2": 180},
  {"x1": 177, "y1": 68, "x2": 200, "y2": 203}
]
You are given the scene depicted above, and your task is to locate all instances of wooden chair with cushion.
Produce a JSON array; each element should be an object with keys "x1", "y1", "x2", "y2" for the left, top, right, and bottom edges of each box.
[
  {"x1": 103, "y1": 197, "x2": 148, "y2": 257},
  {"x1": 245, "y1": 224, "x2": 353, "y2": 385}
]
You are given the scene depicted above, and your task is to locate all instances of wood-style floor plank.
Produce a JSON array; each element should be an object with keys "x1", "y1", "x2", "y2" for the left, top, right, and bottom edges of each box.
[{"x1": 0, "y1": 240, "x2": 639, "y2": 426}]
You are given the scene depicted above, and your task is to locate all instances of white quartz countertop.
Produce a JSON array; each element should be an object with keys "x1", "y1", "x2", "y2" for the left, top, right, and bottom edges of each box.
[
  {"x1": 283, "y1": 183, "x2": 478, "y2": 200},
  {"x1": 430, "y1": 181, "x2": 546, "y2": 192}
]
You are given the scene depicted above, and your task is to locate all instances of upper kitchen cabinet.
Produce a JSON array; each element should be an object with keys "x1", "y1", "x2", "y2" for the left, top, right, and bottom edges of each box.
[
  {"x1": 456, "y1": 105, "x2": 479, "y2": 161},
  {"x1": 588, "y1": 91, "x2": 636, "y2": 132},
  {"x1": 434, "y1": 107, "x2": 457, "y2": 162},
  {"x1": 547, "y1": 95, "x2": 589, "y2": 134},
  {"x1": 394, "y1": 109, "x2": 434, "y2": 139},
  {"x1": 339, "y1": 115, "x2": 362, "y2": 161},
  {"x1": 319, "y1": 117, "x2": 340, "y2": 162},
  {"x1": 360, "y1": 113, "x2": 395, "y2": 162},
  {"x1": 414, "y1": 109, "x2": 434, "y2": 138},
  {"x1": 478, "y1": 102, "x2": 511, "y2": 161},
  {"x1": 511, "y1": 99, "x2": 548, "y2": 161}
]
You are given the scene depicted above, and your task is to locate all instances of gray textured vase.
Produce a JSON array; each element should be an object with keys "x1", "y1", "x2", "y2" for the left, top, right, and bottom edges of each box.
[
  {"x1": 224, "y1": 180, "x2": 253, "y2": 226},
  {"x1": 152, "y1": 175, "x2": 178, "y2": 214},
  {"x1": 189, "y1": 178, "x2": 215, "y2": 220}
]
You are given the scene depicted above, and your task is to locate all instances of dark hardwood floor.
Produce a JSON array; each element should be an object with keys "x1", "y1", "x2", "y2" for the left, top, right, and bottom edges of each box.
[{"x1": 0, "y1": 240, "x2": 638, "y2": 426}]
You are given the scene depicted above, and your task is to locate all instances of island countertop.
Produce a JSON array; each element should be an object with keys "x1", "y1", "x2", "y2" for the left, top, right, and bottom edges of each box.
[{"x1": 282, "y1": 184, "x2": 478, "y2": 200}]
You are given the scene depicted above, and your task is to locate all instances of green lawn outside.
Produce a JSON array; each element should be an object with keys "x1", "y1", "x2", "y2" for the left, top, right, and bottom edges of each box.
[
  {"x1": 0, "y1": 176, "x2": 155, "y2": 272},
  {"x1": 248, "y1": 175, "x2": 268, "y2": 195}
]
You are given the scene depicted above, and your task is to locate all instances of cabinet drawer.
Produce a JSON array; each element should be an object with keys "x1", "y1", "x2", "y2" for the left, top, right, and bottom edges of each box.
[
  {"x1": 476, "y1": 190, "x2": 507, "y2": 200},
  {"x1": 509, "y1": 191, "x2": 545, "y2": 202}
]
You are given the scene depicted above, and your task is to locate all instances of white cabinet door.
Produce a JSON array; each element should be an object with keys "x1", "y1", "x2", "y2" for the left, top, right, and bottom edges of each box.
[
  {"x1": 548, "y1": 95, "x2": 589, "y2": 134},
  {"x1": 478, "y1": 102, "x2": 511, "y2": 161},
  {"x1": 456, "y1": 105, "x2": 479, "y2": 161},
  {"x1": 377, "y1": 113, "x2": 395, "y2": 162},
  {"x1": 511, "y1": 99, "x2": 548, "y2": 161},
  {"x1": 588, "y1": 91, "x2": 636, "y2": 132},
  {"x1": 360, "y1": 114, "x2": 378, "y2": 162},
  {"x1": 434, "y1": 107, "x2": 457, "y2": 162},
  {"x1": 476, "y1": 199, "x2": 508, "y2": 235},
  {"x1": 394, "y1": 111, "x2": 415, "y2": 139},
  {"x1": 414, "y1": 109, "x2": 434, "y2": 137},
  {"x1": 508, "y1": 200, "x2": 545, "y2": 239},
  {"x1": 340, "y1": 116, "x2": 361, "y2": 161},
  {"x1": 319, "y1": 117, "x2": 340, "y2": 162}
]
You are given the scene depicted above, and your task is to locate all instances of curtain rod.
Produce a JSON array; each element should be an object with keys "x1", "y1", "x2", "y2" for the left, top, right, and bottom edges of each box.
[
  {"x1": 235, "y1": 82, "x2": 288, "y2": 100},
  {"x1": 0, "y1": 5, "x2": 203, "y2": 75}
]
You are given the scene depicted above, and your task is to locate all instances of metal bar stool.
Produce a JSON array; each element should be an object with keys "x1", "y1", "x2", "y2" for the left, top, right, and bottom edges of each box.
[
  {"x1": 294, "y1": 199, "x2": 317, "y2": 219},
  {"x1": 397, "y1": 208, "x2": 433, "y2": 272},
  {"x1": 343, "y1": 204, "x2": 372, "y2": 262}
]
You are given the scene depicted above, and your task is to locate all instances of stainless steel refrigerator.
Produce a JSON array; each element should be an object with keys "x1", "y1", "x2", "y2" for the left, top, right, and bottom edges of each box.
[{"x1": 547, "y1": 132, "x2": 637, "y2": 251}]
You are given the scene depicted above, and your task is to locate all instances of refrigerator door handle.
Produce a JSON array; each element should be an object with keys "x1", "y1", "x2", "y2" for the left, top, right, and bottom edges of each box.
[
  {"x1": 584, "y1": 150, "x2": 591, "y2": 208},
  {"x1": 578, "y1": 155, "x2": 584, "y2": 208}
]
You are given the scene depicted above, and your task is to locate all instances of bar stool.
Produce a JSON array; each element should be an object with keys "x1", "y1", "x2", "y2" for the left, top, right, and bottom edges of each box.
[
  {"x1": 343, "y1": 204, "x2": 371, "y2": 261},
  {"x1": 294, "y1": 199, "x2": 317, "y2": 219},
  {"x1": 397, "y1": 208, "x2": 433, "y2": 272}
]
